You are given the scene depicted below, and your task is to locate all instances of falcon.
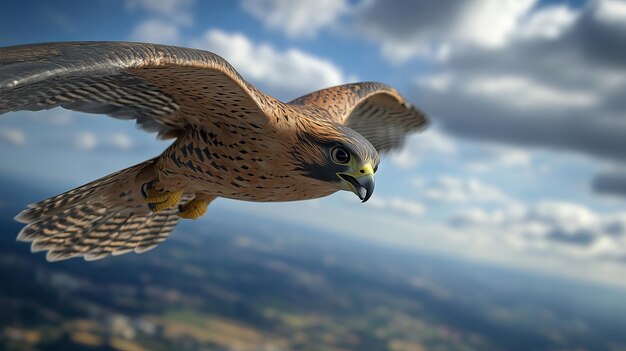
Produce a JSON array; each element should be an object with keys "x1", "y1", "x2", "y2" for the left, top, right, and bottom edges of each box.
[{"x1": 0, "y1": 42, "x2": 427, "y2": 261}]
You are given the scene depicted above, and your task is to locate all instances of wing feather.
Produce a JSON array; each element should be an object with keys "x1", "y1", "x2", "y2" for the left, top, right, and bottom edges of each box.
[
  {"x1": 290, "y1": 82, "x2": 428, "y2": 153},
  {"x1": 0, "y1": 41, "x2": 272, "y2": 138}
]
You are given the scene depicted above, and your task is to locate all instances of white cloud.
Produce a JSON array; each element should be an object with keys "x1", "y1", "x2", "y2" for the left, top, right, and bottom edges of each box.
[
  {"x1": 190, "y1": 29, "x2": 350, "y2": 97},
  {"x1": 241, "y1": 0, "x2": 349, "y2": 38},
  {"x1": 416, "y1": 73, "x2": 454, "y2": 92},
  {"x1": 422, "y1": 176, "x2": 509, "y2": 204},
  {"x1": 449, "y1": 200, "x2": 626, "y2": 259},
  {"x1": 353, "y1": 0, "x2": 537, "y2": 63},
  {"x1": 486, "y1": 147, "x2": 531, "y2": 168},
  {"x1": 126, "y1": 0, "x2": 193, "y2": 44},
  {"x1": 390, "y1": 128, "x2": 457, "y2": 168},
  {"x1": 0, "y1": 127, "x2": 25, "y2": 145},
  {"x1": 453, "y1": 0, "x2": 536, "y2": 48},
  {"x1": 129, "y1": 18, "x2": 181, "y2": 44},
  {"x1": 532, "y1": 201, "x2": 598, "y2": 233},
  {"x1": 108, "y1": 133, "x2": 134, "y2": 150},
  {"x1": 594, "y1": 0, "x2": 626, "y2": 25},
  {"x1": 378, "y1": 42, "x2": 435, "y2": 66},
  {"x1": 126, "y1": 0, "x2": 194, "y2": 25},
  {"x1": 21, "y1": 110, "x2": 74, "y2": 126},
  {"x1": 366, "y1": 196, "x2": 424, "y2": 217},
  {"x1": 389, "y1": 150, "x2": 417, "y2": 169},
  {"x1": 70, "y1": 132, "x2": 134, "y2": 151},
  {"x1": 449, "y1": 207, "x2": 510, "y2": 227},
  {"x1": 75, "y1": 132, "x2": 97, "y2": 150},
  {"x1": 516, "y1": 5, "x2": 579, "y2": 40}
]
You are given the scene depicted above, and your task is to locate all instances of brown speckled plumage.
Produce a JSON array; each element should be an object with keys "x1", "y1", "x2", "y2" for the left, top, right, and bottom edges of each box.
[{"x1": 0, "y1": 42, "x2": 427, "y2": 261}]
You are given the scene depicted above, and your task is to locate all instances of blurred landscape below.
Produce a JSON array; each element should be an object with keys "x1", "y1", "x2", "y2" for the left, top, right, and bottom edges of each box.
[{"x1": 1, "y1": 177, "x2": 626, "y2": 351}]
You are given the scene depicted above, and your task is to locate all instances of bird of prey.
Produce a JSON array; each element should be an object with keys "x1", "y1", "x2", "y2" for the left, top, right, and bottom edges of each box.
[{"x1": 0, "y1": 42, "x2": 427, "y2": 262}]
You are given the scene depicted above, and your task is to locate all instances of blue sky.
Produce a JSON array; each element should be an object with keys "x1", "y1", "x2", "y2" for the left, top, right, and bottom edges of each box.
[{"x1": 1, "y1": 0, "x2": 626, "y2": 288}]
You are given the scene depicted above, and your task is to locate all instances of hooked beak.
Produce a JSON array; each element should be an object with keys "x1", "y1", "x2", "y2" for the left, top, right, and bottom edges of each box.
[{"x1": 338, "y1": 163, "x2": 376, "y2": 203}]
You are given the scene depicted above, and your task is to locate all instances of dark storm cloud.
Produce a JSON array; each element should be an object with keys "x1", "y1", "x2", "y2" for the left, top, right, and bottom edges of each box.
[
  {"x1": 353, "y1": 0, "x2": 466, "y2": 40},
  {"x1": 569, "y1": 5, "x2": 626, "y2": 68},
  {"x1": 409, "y1": 1, "x2": 626, "y2": 164},
  {"x1": 416, "y1": 87, "x2": 626, "y2": 162},
  {"x1": 592, "y1": 171, "x2": 626, "y2": 197}
]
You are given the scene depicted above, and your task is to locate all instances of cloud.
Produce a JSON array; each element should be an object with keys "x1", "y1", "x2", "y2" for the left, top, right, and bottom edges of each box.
[
  {"x1": 420, "y1": 176, "x2": 509, "y2": 204},
  {"x1": 107, "y1": 133, "x2": 134, "y2": 150},
  {"x1": 366, "y1": 196, "x2": 424, "y2": 217},
  {"x1": 592, "y1": 170, "x2": 626, "y2": 197},
  {"x1": 127, "y1": 0, "x2": 193, "y2": 44},
  {"x1": 594, "y1": 0, "x2": 626, "y2": 25},
  {"x1": 0, "y1": 127, "x2": 25, "y2": 145},
  {"x1": 390, "y1": 128, "x2": 457, "y2": 168},
  {"x1": 352, "y1": 0, "x2": 536, "y2": 63},
  {"x1": 241, "y1": 0, "x2": 349, "y2": 38},
  {"x1": 74, "y1": 132, "x2": 97, "y2": 150},
  {"x1": 126, "y1": 0, "x2": 194, "y2": 25},
  {"x1": 190, "y1": 29, "x2": 351, "y2": 98},
  {"x1": 129, "y1": 18, "x2": 181, "y2": 44},
  {"x1": 516, "y1": 4, "x2": 579, "y2": 40},
  {"x1": 69, "y1": 132, "x2": 138, "y2": 152},
  {"x1": 409, "y1": 0, "x2": 626, "y2": 166},
  {"x1": 465, "y1": 144, "x2": 532, "y2": 173},
  {"x1": 19, "y1": 110, "x2": 74, "y2": 126},
  {"x1": 461, "y1": 75, "x2": 598, "y2": 110},
  {"x1": 448, "y1": 200, "x2": 626, "y2": 259},
  {"x1": 45, "y1": 111, "x2": 73, "y2": 125}
]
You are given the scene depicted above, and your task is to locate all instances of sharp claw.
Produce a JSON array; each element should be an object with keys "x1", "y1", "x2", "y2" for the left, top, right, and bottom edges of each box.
[
  {"x1": 178, "y1": 199, "x2": 209, "y2": 220},
  {"x1": 141, "y1": 181, "x2": 153, "y2": 199}
]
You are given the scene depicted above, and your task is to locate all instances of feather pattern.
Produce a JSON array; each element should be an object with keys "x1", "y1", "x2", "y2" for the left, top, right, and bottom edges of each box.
[
  {"x1": 0, "y1": 41, "x2": 272, "y2": 139},
  {"x1": 15, "y1": 160, "x2": 190, "y2": 261},
  {"x1": 290, "y1": 82, "x2": 428, "y2": 153}
]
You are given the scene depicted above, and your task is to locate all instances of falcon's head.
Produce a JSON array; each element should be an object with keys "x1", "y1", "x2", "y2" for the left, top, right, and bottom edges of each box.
[{"x1": 293, "y1": 123, "x2": 380, "y2": 202}]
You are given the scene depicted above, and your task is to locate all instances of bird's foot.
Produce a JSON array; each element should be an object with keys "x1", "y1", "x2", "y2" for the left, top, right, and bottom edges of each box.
[
  {"x1": 177, "y1": 198, "x2": 209, "y2": 220},
  {"x1": 142, "y1": 181, "x2": 182, "y2": 212}
]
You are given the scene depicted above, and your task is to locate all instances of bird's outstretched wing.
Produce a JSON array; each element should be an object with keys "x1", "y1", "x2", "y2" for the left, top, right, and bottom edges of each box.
[
  {"x1": 290, "y1": 82, "x2": 428, "y2": 153},
  {"x1": 0, "y1": 41, "x2": 272, "y2": 139}
]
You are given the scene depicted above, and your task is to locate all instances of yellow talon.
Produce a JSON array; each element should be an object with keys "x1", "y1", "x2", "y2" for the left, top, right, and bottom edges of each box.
[
  {"x1": 178, "y1": 199, "x2": 209, "y2": 220},
  {"x1": 146, "y1": 190, "x2": 182, "y2": 213},
  {"x1": 145, "y1": 193, "x2": 173, "y2": 203},
  {"x1": 143, "y1": 184, "x2": 171, "y2": 202}
]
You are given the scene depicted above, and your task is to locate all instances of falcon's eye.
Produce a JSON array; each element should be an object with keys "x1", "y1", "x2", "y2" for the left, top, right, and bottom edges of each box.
[{"x1": 331, "y1": 146, "x2": 351, "y2": 164}]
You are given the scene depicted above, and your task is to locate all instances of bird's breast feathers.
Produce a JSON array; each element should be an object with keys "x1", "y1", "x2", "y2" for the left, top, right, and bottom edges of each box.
[{"x1": 155, "y1": 127, "x2": 338, "y2": 202}]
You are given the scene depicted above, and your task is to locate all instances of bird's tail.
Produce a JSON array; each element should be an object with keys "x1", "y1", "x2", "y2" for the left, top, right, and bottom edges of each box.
[{"x1": 15, "y1": 159, "x2": 186, "y2": 262}]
